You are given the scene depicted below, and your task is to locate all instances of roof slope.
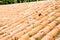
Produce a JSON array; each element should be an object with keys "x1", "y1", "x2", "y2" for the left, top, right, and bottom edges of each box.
[{"x1": 0, "y1": 1, "x2": 60, "y2": 40}]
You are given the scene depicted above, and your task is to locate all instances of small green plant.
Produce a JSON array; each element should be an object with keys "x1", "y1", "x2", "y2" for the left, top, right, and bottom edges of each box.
[
  {"x1": 32, "y1": 24, "x2": 36, "y2": 28},
  {"x1": 54, "y1": 31, "x2": 60, "y2": 40}
]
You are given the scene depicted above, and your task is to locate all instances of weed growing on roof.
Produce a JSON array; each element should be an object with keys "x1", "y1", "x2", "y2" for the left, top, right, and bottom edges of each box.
[
  {"x1": 55, "y1": 6, "x2": 59, "y2": 9},
  {"x1": 54, "y1": 31, "x2": 60, "y2": 39},
  {"x1": 35, "y1": 37, "x2": 39, "y2": 40},
  {"x1": 11, "y1": 36, "x2": 18, "y2": 40},
  {"x1": 32, "y1": 24, "x2": 36, "y2": 28}
]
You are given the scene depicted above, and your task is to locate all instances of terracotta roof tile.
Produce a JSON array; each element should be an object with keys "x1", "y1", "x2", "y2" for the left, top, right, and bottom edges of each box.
[{"x1": 0, "y1": 1, "x2": 60, "y2": 40}]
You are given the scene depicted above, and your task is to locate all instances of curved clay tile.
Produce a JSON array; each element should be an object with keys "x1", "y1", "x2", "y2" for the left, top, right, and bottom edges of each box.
[{"x1": 0, "y1": 1, "x2": 60, "y2": 40}]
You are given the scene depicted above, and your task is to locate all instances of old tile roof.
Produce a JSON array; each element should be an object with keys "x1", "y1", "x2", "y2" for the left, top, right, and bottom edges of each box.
[{"x1": 0, "y1": 1, "x2": 60, "y2": 40}]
